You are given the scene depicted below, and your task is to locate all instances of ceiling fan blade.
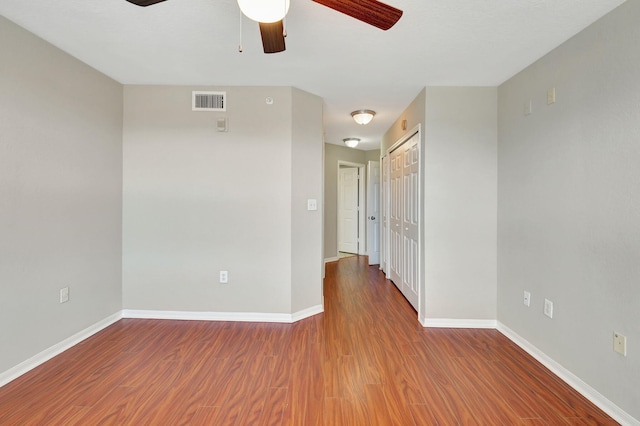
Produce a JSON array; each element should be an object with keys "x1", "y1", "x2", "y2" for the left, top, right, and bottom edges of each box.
[
  {"x1": 125, "y1": 0, "x2": 168, "y2": 6},
  {"x1": 259, "y1": 20, "x2": 286, "y2": 54},
  {"x1": 312, "y1": 0, "x2": 402, "y2": 30}
]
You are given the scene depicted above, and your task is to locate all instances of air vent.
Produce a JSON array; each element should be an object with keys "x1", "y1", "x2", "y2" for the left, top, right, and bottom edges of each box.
[{"x1": 192, "y1": 91, "x2": 226, "y2": 111}]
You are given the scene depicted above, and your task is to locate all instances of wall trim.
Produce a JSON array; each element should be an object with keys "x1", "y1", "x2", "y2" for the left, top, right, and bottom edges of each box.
[
  {"x1": 0, "y1": 311, "x2": 122, "y2": 388},
  {"x1": 422, "y1": 318, "x2": 497, "y2": 329},
  {"x1": 1, "y1": 306, "x2": 325, "y2": 389},
  {"x1": 324, "y1": 257, "x2": 339, "y2": 264},
  {"x1": 497, "y1": 322, "x2": 639, "y2": 426},
  {"x1": 123, "y1": 306, "x2": 324, "y2": 324},
  {"x1": 292, "y1": 305, "x2": 324, "y2": 322}
]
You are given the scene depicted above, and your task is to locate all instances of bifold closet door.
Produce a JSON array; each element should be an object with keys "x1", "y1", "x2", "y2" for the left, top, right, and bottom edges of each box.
[
  {"x1": 389, "y1": 148, "x2": 403, "y2": 287},
  {"x1": 401, "y1": 136, "x2": 419, "y2": 309},
  {"x1": 387, "y1": 133, "x2": 419, "y2": 310}
]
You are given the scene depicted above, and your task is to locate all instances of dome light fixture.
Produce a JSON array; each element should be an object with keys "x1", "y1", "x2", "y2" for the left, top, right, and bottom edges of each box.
[
  {"x1": 351, "y1": 109, "x2": 376, "y2": 125},
  {"x1": 237, "y1": 0, "x2": 290, "y2": 23},
  {"x1": 343, "y1": 138, "x2": 360, "y2": 148}
]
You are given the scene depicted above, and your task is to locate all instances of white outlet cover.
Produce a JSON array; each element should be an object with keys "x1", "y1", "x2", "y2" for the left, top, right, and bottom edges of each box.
[
  {"x1": 547, "y1": 87, "x2": 556, "y2": 104},
  {"x1": 59, "y1": 287, "x2": 69, "y2": 304},
  {"x1": 614, "y1": 332, "x2": 627, "y2": 356},
  {"x1": 544, "y1": 298, "x2": 553, "y2": 318}
]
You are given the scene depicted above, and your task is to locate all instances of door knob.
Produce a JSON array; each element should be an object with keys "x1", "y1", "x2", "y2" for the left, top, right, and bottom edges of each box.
[{"x1": 370, "y1": 216, "x2": 376, "y2": 220}]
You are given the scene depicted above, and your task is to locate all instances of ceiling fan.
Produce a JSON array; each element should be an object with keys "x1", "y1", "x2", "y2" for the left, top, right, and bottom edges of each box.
[{"x1": 124, "y1": 0, "x2": 403, "y2": 54}]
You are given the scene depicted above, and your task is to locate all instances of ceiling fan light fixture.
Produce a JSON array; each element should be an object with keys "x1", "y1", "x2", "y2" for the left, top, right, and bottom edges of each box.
[
  {"x1": 343, "y1": 138, "x2": 360, "y2": 148},
  {"x1": 237, "y1": 0, "x2": 290, "y2": 23},
  {"x1": 351, "y1": 109, "x2": 376, "y2": 125}
]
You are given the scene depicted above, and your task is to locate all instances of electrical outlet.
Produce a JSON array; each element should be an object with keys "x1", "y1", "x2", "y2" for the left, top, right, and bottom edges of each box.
[
  {"x1": 523, "y1": 291, "x2": 531, "y2": 307},
  {"x1": 543, "y1": 298, "x2": 553, "y2": 318},
  {"x1": 59, "y1": 287, "x2": 69, "y2": 304},
  {"x1": 614, "y1": 332, "x2": 627, "y2": 356},
  {"x1": 219, "y1": 270, "x2": 228, "y2": 284},
  {"x1": 547, "y1": 87, "x2": 556, "y2": 104}
]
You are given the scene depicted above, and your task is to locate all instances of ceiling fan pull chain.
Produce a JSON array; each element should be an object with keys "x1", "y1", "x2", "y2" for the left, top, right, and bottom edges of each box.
[{"x1": 238, "y1": 10, "x2": 243, "y2": 52}]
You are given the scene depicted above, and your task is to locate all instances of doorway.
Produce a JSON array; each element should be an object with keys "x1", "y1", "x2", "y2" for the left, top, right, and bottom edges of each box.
[{"x1": 337, "y1": 161, "x2": 365, "y2": 257}]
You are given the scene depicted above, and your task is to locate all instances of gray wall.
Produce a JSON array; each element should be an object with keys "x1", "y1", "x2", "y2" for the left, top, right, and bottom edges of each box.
[
  {"x1": 382, "y1": 88, "x2": 497, "y2": 324},
  {"x1": 0, "y1": 16, "x2": 123, "y2": 373},
  {"x1": 364, "y1": 150, "x2": 380, "y2": 163},
  {"x1": 323, "y1": 143, "x2": 380, "y2": 260},
  {"x1": 291, "y1": 88, "x2": 324, "y2": 312},
  {"x1": 123, "y1": 85, "x2": 324, "y2": 315},
  {"x1": 382, "y1": 89, "x2": 426, "y2": 153},
  {"x1": 424, "y1": 87, "x2": 498, "y2": 321},
  {"x1": 498, "y1": 0, "x2": 639, "y2": 418}
]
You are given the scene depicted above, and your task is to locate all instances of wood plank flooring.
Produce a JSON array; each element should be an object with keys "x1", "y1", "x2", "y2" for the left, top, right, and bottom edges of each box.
[{"x1": 0, "y1": 256, "x2": 618, "y2": 425}]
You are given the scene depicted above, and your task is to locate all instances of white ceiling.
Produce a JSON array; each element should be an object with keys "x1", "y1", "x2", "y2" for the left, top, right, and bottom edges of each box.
[{"x1": 0, "y1": 0, "x2": 626, "y2": 151}]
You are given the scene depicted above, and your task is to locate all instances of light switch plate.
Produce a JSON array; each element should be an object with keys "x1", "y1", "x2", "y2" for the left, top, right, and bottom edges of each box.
[{"x1": 307, "y1": 199, "x2": 318, "y2": 211}]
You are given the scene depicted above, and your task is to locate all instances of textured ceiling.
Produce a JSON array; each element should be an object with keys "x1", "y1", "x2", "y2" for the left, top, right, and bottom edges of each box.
[{"x1": 0, "y1": 0, "x2": 627, "y2": 150}]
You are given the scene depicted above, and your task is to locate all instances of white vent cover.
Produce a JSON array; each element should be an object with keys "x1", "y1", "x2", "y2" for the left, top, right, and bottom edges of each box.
[{"x1": 192, "y1": 91, "x2": 226, "y2": 111}]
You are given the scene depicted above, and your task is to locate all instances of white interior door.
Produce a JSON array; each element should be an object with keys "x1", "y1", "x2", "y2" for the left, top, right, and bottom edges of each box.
[
  {"x1": 385, "y1": 132, "x2": 420, "y2": 311},
  {"x1": 401, "y1": 136, "x2": 420, "y2": 309},
  {"x1": 367, "y1": 161, "x2": 380, "y2": 265},
  {"x1": 338, "y1": 167, "x2": 359, "y2": 254},
  {"x1": 389, "y1": 149, "x2": 403, "y2": 287}
]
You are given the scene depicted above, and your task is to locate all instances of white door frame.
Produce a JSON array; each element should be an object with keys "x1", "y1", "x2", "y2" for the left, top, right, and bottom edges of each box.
[
  {"x1": 383, "y1": 124, "x2": 423, "y2": 321},
  {"x1": 337, "y1": 161, "x2": 366, "y2": 256},
  {"x1": 380, "y1": 154, "x2": 388, "y2": 273},
  {"x1": 366, "y1": 160, "x2": 381, "y2": 265}
]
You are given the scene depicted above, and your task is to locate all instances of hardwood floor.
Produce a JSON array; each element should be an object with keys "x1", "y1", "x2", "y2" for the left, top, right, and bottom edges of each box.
[{"x1": 0, "y1": 256, "x2": 618, "y2": 425}]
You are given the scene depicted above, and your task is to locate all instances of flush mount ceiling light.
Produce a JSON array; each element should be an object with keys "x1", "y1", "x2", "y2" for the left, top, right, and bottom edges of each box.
[
  {"x1": 237, "y1": 0, "x2": 290, "y2": 23},
  {"x1": 351, "y1": 109, "x2": 376, "y2": 125},
  {"x1": 343, "y1": 138, "x2": 360, "y2": 148}
]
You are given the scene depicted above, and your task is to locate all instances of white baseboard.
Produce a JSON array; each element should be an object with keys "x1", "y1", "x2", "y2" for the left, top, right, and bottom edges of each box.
[
  {"x1": 292, "y1": 305, "x2": 324, "y2": 322},
  {"x1": 123, "y1": 306, "x2": 324, "y2": 324},
  {"x1": 497, "y1": 322, "x2": 639, "y2": 426},
  {"x1": 0, "y1": 311, "x2": 122, "y2": 388},
  {"x1": 324, "y1": 257, "x2": 339, "y2": 264},
  {"x1": 0, "y1": 305, "x2": 324, "y2": 390},
  {"x1": 422, "y1": 318, "x2": 497, "y2": 329}
]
